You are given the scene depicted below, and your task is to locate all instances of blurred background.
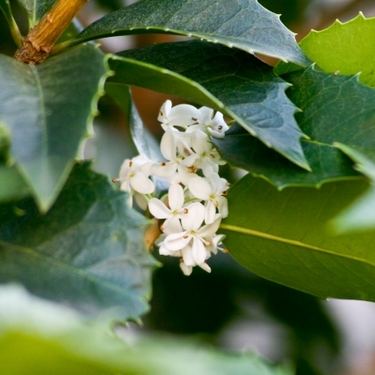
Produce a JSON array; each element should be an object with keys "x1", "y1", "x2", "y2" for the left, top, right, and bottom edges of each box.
[{"x1": 2, "y1": 1, "x2": 375, "y2": 374}]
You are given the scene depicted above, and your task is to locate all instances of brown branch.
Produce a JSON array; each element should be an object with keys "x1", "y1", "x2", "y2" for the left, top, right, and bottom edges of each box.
[{"x1": 14, "y1": 0, "x2": 90, "y2": 65}]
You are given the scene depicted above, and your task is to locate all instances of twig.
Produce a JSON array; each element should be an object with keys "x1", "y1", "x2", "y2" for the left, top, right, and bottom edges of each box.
[{"x1": 14, "y1": 0, "x2": 90, "y2": 64}]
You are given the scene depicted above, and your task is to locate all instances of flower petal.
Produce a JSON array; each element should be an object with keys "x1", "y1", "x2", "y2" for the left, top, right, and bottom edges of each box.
[
  {"x1": 169, "y1": 104, "x2": 201, "y2": 126},
  {"x1": 168, "y1": 183, "x2": 184, "y2": 211},
  {"x1": 119, "y1": 159, "x2": 131, "y2": 179},
  {"x1": 198, "y1": 262, "x2": 211, "y2": 273},
  {"x1": 188, "y1": 176, "x2": 212, "y2": 201},
  {"x1": 190, "y1": 130, "x2": 210, "y2": 154},
  {"x1": 158, "y1": 100, "x2": 172, "y2": 123},
  {"x1": 217, "y1": 196, "x2": 229, "y2": 218},
  {"x1": 198, "y1": 216, "x2": 222, "y2": 238},
  {"x1": 130, "y1": 171, "x2": 155, "y2": 194},
  {"x1": 164, "y1": 231, "x2": 191, "y2": 251},
  {"x1": 151, "y1": 161, "x2": 177, "y2": 178},
  {"x1": 181, "y1": 202, "x2": 205, "y2": 231},
  {"x1": 205, "y1": 201, "x2": 217, "y2": 224},
  {"x1": 180, "y1": 261, "x2": 193, "y2": 276},
  {"x1": 148, "y1": 198, "x2": 171, "y2": 219},
  {"x1": 181, "y1": 245, "x2": 195, "y2": 266},
  {"x1": 160, "y1": 129, "x2": 177, "y2": 161},
  {"x1": 198, "y1": 106, "x2": 214, "y2": 123},
  {"x1": 191, "y1": 236, "x2": 207, "y2": 264}
]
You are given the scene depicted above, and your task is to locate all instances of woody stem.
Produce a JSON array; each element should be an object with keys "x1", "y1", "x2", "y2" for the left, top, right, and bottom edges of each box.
[{"x1": 14, "y1": 0, "x2": 90, "y2": 64}]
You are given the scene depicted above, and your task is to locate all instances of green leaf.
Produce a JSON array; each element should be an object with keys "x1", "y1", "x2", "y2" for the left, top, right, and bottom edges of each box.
[
  {"x1": 0, "y1": 0, "x2": 11, "y2": 17},
  {"x1": 110, "y1": 40, "x2": 309, "y2": 169},
  {"x1": 0, "y1": 166, "x2": 29, "y2": 202},
  {"x1": 213, "y1": 124, "x2": 361, "y2": 188},
  {"x1": 16, "y1": 0, "x2": 56, "y2": 27},
  {"x1": 221, "y1": 174, "x2": 375, "y2": 302},
  {"x1": 105, "y1": 83, "x2": 162, "y2": 162},
  {"x1": 0, "y1": 44, "x2": 110, "y2": 211},
  {"x1": 0, "y1": 124, "x2": 30, "y2": 202},
  {"x1": 74, "y1": 0, "x2": 310, "y2": 66},
  {"x1": 299, "y1": 13, "x2": 375, "y2": 88},
  {"x1": 0, "y1": 163, "x2": 156, "y2": 319},
  {"x1": 0, "y1": 0, "x2": 22, "y2": 46},
  {"x1": 330, "y1": 144, "x2": 375, "y2": 234},
  {"x1": 0, "y1": 284, "x2": 292, "y2": 375},
  {"x1": 284, "y1": 65, "x2": 375, "y2": 164}
]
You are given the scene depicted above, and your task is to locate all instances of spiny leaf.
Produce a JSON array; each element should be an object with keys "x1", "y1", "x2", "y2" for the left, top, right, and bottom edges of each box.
[
  {"x1": 110, "y1": 40, "x2": 309, "y2": 169},
  {"x1": 74, "y1": 0, "x2": 310, "y2": 66},
  {"x1": 0, "y1": 44, "x2": 110, "y2": 211},
  {"x1": 221, "y1": 174, "x2": 375, "y2": 301},
  {"x1": 212, "y1": 123, "x2": 361, "y2": 189},
  {"x1": 300, "y1": 13, "x2": 375, "y2": 87},
  {"x1": 284, "y1": 65, "x2": 375, "y2": 164},
  {"x1": 0, "y1": 285, "x2": 292, "y2": 375},
  {"x1": 0, "y1": 163, "x2": 156, "y2": 320}
]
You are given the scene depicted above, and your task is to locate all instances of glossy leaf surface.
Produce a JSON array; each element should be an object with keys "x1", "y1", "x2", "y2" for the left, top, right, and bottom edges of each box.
[
  {"x1": 75, "y1": 0, "x2": 309, "y2": 66},
  {"x1": 213, "y1": 123, "x2": 361, "y2": 188},
  {"x1": 0, "y1": 44, "x2": 109, "y2": 211},
  {"x1": 284, "y1": 66, "x2": 375, "y2": 164},
  {"x1": 222, "y1": 174, "x2": 375, "y2": 301},
  {"x1": 110, "y1": 40, "x2": 309, "y2": 169},
  {"x1": 0, "y1": 163, "x2": 155, "y2": 319}
]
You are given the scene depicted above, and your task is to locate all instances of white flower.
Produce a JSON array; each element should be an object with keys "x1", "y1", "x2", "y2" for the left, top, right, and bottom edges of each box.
[
  {"x1": 151, "y1": 129, "x2": 196, "y2": 185},
  {"x1": 180, "y1": 253, "x2": 212, "y2": 276},
  {"x1": 188, "y1": 174, "x2": 229, "y2": 224},
  {"x1": 162, "y1": 204, "x2": 222, "y2": 266},
  {"x1": 116, "y1": 100, "x2": 230, "y2": 275},
  {"x1": 117, "y1": 154, "x2": 154, "y2": 195},
  {"x1": 148, "y1": 184, "x2": 187, "y2": 232},
  {"x1": 158, "y1": 100, "x2": 201, "y2": 131},
  {"x1": 187, "y1": 106, "x2": 229, "y2": 138},
  {"x1": 184, "y1": 130, "x2": 226, "y2": 176}
]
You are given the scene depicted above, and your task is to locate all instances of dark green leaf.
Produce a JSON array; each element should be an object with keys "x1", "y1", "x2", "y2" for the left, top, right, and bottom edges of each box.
[
  {"x1": 330, "y1": 144, "x2": 375, "y2": 233},
  {"x1": 0, "y1": 44, "x2": 110, "y2": 211},
  {"x1": 213, "y1": 123, "x2": 361, "y2": 188},
  {"x1": 110, "y1": 40, "x2": 309, "y2": 169},
  {"x1": 16, "y1": 0, "x2": 56, "y2": 27},
  {"x1": 0, "y1": 124, "x2": 30, "y2": 202},
  {"x1": 0, "y1": 0, "x2": 22, "y2": 46},
  {"x1": 75, "y1": 0, "x2": 310, "y2": 66},
  {"x1": 0, "y1": 285, "x2": 292, "y2": 375},
  {"x1": 0, "y1": 163, "x2": 156, "y2": 319},
  {"x1": 284, "y1": 65, "x2": 375, "y2": 164},
  {"x1": 0, "y1": 166, "x2": 29, "y2": 202},
  {"x1": 0, "y1": 0, "x2": 13, "y2": 24},
  {"x1": 222, "y1": 174, "x2": 375, "y2": 301}
]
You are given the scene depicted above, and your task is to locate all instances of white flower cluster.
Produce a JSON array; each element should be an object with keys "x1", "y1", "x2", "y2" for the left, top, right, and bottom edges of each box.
[{"x1": 114, "y1": 100, "x2": 230, "y2": 276}]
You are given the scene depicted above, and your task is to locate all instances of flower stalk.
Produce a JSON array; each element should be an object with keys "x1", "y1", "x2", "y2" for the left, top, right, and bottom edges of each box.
[{"x1": 14, "y1": 0, "x2": 89, "y2": 64}]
